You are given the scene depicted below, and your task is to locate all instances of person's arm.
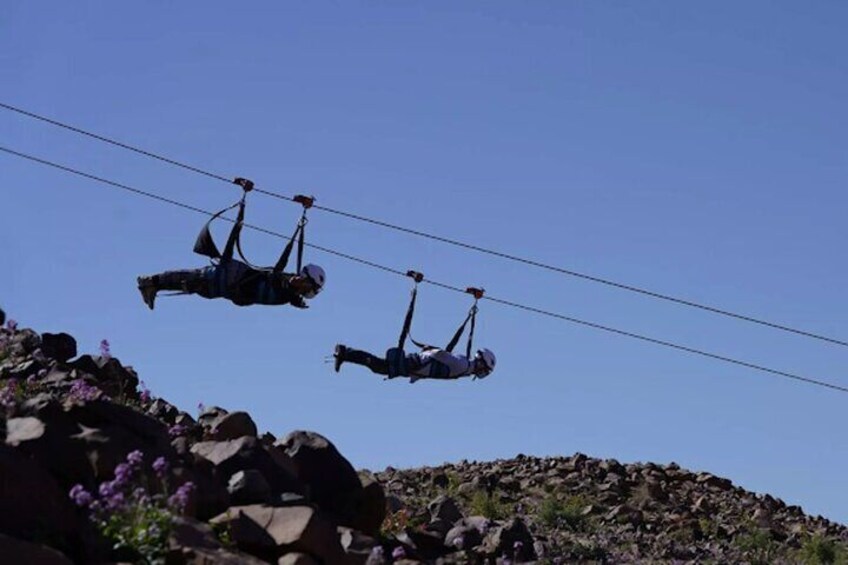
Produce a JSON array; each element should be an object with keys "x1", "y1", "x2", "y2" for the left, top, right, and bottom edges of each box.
[
  {"x1": 427, "y1": 350, "x2": 472, "y2": 377},
  {"x1": 277, "y1": 274, "x2": 309, "y2": 308}
]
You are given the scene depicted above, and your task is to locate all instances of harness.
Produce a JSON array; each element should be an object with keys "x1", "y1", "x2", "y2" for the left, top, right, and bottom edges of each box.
[
  {"x1": 191, "y1": 179, "x2": 314, "y2": 301},
  {"x1": 386, "y1": 271, "x2": 484, "y2": 379}
]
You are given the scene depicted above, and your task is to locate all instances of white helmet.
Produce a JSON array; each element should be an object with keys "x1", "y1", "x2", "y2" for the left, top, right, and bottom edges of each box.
[
  {"x1": 300, "y1": 264, "x2": 326, "y2": 298},
  {"x1": 475, "y1": 348, "x2": 496, "y2": 375}
]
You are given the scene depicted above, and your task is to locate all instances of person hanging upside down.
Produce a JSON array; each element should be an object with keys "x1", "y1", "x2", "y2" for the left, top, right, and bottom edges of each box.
[
  {"x1": 333, "y1": 344, "x2": 496, "y2": 383},
  {"x1": 136, "y1": 179, "x2": 325, "y2": 310}
]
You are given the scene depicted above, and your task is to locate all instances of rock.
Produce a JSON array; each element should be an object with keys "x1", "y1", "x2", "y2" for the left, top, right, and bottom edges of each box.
[
  {"x1": 147, "y1": 398, "x2": 180, "y2": 424},
  {"x1": 345, "y1": 473, "x2": 387, "y2": 536},
  {"x1": 0, "y1": 446, "x2": 82, "y2": 560},
  {"x1": 168, "y1": 517, "x2": 221, "y2": 551},
  {"x1": 8, "y1": 358, "x2": 43, "y2": 379},
  {"x1": 0, "y1": 533, "x2": 74, "y2": 564},
  {"x1": 479, "y1": 518, "x2": 536, "y2": 560},
  {"x1": 210, "y1": 505, "x2": 345, "y2": 563},
  {"x1": 6, "y1": 416, "x2": 46, "y2": 445},
  {"x1": 198, "y1": 405, "x2": 229, "y2": 427},
  {"x1": 228, "y1": 470, "x2": 272, "y2": 505},
  {"x1": 67, "y1": 355, "x2": 139, "y2": 399},
  {"x1": 278, "y1": 553, "x2": 319, "y2": 565},
  {"x1": 178, "y1": 547, "x2": 269, "y2": 565},
  {"x1": 338, "y1": 527, "x2": 379, "y2": 565},
  {"x1": 40, "y1": 333, "x2": 77, "y2": 363},
  {"x1": 445, "y1": 523, "x2": 483, "y2": 550},
  {"x1": 276, "y1": 430, "x2": 365, "y2": 526},
  {"x1": 210, "y1": 411, "x2": 258, "y2": 440},
  {"x1": 431, "y1": 472, "x2": 449, "y2": 489},
  {"x1": 192, "y1": 437, "x2": 303, "y2": 496},
  {"x1": 428, "y1": 495, "x2": 463, "y2": 525},
  {"x1": 696, "y1": 472, "x2": 733, "y2": 490}
]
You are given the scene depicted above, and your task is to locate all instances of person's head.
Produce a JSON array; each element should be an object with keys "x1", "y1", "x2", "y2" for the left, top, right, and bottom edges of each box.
[
  {"x1": 472, "y1": 348, "x2": 496, "y2": 378},
  {"x1": 289, "y1": 264, "x2": 326, "y2": 299}
]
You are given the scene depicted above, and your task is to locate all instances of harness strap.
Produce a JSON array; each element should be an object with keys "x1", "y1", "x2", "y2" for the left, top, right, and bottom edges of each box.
[
  {"x1": 397, "y1": 270, "x2": 425, "y2": 350},
  {"x1": 273, "y1": 216, "x2": 305, "y2": 274},
  {"x1": 221, "y1": 198, "x2": 247, "y2": 262},
  {"x1": 193, "y1": 200, "x2": 240, "y2": 259}
]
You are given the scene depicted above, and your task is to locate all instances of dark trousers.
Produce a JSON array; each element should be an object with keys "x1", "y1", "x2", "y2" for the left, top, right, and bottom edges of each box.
[
  {"x1": 342, "y1": 348, "x2": 389, "y2": 375},
  {"x1": 152, "y1": 267, "x2": 217, "y2": 297}
]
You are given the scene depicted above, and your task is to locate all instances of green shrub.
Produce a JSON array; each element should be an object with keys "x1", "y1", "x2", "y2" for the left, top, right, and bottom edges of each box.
[
  {"x1": 537, "y1": 494, "x2": 589, "y2": 531},
  {"x1": 799, "y1": 534, "x2": 848, "y2": 565},
  {"x1": 735, "y1": 527, "x2": 780, "y2": 565},
  {"x1": 470, "y1": 490, "x2": 508, "y2": 520}
]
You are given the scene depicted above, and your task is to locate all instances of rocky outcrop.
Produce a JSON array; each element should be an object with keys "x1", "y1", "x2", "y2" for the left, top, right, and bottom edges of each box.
[{"x1": 2, "y1": 317, "x2": 847, "y2": 564}]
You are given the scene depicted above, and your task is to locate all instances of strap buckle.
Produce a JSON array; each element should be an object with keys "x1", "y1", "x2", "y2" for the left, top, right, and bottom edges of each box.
[
  {"x1": 293, "y1": 194, "x2": 315, "y2": 209},
  {"x1": 233, "y1": 177, "x2": 255, "y2": 192},
  {"x1": 406, "y1": 270, "x2": 424, "y2": 284},
  {"x1": 466, "y1": 287, "x2": 485, "y2": 300}
]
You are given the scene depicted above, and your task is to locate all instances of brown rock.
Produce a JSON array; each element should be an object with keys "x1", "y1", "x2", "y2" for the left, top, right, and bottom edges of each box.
[
  {"x1": 278, "y1": 553, "x2": 319, "y2": 565},
  {"x1": 0, "y1": 447, "x2": 81, "y2": 559},
  {"x1": 40, "y1": 332, "x2": 77, "y2": 363},
  {"x1": 211, "y1": 505, "x2": 345, "y2": 563},
  {"x1": 210, "y1": 411, "x2": 258, "y2": 441},
  {"x1": 0, "y1": 533, "x2": 74, "y2": 565}
]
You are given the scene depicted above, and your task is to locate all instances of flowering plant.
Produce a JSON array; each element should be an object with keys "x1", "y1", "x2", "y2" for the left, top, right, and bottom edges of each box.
[{"x1": 70, "y1": 450, "x2": 193, "y2": 564}]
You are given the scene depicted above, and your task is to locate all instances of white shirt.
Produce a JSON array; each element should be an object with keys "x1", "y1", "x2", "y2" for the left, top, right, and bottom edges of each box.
[{"x1": 411, "y1": 348, "x2": 472, "y2": 378}]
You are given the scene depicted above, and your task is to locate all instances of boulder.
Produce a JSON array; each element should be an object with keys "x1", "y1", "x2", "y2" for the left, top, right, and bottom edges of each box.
[
  {"x1": 191, "y1": 437, "x2": 303, "y2": 495},
  {"x1": 338, "y1": 527, "x2": 379, "y2": 565},
  {"x1": 209, "y1": 411, "x2": 258, "y2": 440},
  {"x1": 278, "y1": 553, "x2": 319, "y2": 565},
  {"x1": 40, "y1": 333, "x2": 77, "y2": 363},
  {"x1": 210, "y1": 505, "x2": 345, "y2": 563},
  {"x1": 428, "y1": 495, "x2": 463, "y2": 525},
  {"x1": 0, "y1": 534, "x2": 74, "y2": 565},
  {"x1": 0, "y1": 446, "x2": 82, "y2": 560},
  {"x1": 479, "y1": 518, "x2": 536, "y2": 560},
  {"x1": 228, "y1": 470, "x2": 272, "y2": 505},
  {"x1": 276, "y1": 431, "x2": 363, "y2": 524}
]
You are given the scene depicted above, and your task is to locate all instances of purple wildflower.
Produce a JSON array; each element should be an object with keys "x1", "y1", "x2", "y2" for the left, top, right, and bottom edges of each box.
[
  {"x1": 197, "y1": 402, "x2": 205, "y2": 415},
  {"x1": 99, "y1": 339, "x2": 111, "y2": 359},
  {"x1": 0, "y1": 381, "x2": 16, "y2": 410},
  {"x1": 139, "y1": 381, "x2": 151, "y2": 404},
  {"x1": 99, "y1": 480, "x2": 118, "y2": 498},
  {"x1": 68, "y1": 379, "x2": 102, "y2": 403},
  {"x1": 114, "y1": 463, "x2": 133, "y2": 486},
  {"x1": 168, "y1": 481, "x2": 195, "y2": 513},
  {"x1": 132, "y1": 486, "x2": 150, "y2": 505},
  {"x1": 126, "y1": 450, "x2": 144, "y2": 468},
  {"x1": 69, "y1": 484, "x2": 93, "y2": 507},
  {"x1": 6, "y1": 319, "x2": 18, "y2": 331},
  {"x1": 168, "y1": 424, "x2": 187, "y2": 438},
  {"x1": 105, "y1": 491, "x2": 126, "y2": 511},
  {"x1": 392, "y1": 546, "x2": 406, "y2": 559},
  {"x1": 152, "y1": 456, "x2": 169, "y2": 479}
]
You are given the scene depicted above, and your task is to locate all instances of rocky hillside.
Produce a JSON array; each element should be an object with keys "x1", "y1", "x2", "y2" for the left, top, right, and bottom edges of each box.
[{"x1": 0, "y1": 314, "x2": 846, "y2": 564}]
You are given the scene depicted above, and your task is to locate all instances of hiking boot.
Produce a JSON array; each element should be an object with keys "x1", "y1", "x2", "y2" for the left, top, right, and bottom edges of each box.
[
  {"x1": 333, "y1": 344, "x2": 347, "y2": 373},
  {"x1": 137, "y1": 276, "x2": 157, "y2": 310}
]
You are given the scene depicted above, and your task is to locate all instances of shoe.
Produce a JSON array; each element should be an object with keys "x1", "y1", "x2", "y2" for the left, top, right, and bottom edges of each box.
[
  {"x1": 333, "y1": 344, "x2": 347, "y2": 373},
  {"x1": 137, "y1": 277, "x2": 157, "y2": 310}
]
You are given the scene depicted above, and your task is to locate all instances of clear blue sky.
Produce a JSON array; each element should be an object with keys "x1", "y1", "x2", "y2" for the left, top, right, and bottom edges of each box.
[{"x1": 3, "y1": 2, "x2": 847, "y2": 523}]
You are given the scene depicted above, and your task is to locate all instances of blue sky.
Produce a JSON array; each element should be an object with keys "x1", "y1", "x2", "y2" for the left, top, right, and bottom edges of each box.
[{"x1": 2, "y1": 2, "x2": 847, "y2": 523}]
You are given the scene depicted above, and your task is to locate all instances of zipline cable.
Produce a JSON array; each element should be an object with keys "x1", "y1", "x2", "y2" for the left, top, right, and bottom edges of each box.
[
  {"x1": 2, "y1": 144, "x2": 846, "y2": 395},
  {"x1": 1, "y1": 101, "x2": 844, "y2": 348}
]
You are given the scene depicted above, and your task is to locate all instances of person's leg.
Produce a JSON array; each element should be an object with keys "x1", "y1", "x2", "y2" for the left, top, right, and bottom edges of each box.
[
  {"x1": 137, "y1": 266, "x2": 216, "y2": 309},
  {"x1": 334, "y1": 345, "x2": 389, "y2": 375}
]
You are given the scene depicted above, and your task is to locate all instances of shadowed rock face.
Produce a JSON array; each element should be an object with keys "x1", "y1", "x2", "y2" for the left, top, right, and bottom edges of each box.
[{"x1": 1, "y1": 319, "x2": 847, "y2": 564}]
